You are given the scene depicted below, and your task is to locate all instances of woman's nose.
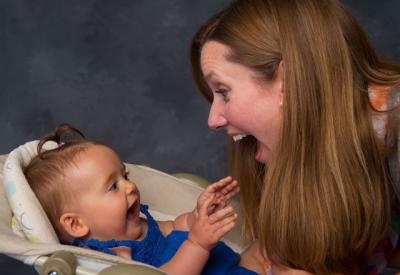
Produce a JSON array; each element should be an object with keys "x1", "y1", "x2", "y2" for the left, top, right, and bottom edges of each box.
[{"x1": 208, "y1": 102, "x2": 227, "y2": 130}]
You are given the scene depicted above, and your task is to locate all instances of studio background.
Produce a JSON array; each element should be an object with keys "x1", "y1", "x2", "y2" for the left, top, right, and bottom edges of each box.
[{"x1": 1, "y1": 0, "x2": 399, "y2": 274}]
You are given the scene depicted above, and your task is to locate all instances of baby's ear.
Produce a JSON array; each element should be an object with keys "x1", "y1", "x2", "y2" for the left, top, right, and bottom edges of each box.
[{"x1": 59, "y1": 213, "x2": 89, "y2": 238}]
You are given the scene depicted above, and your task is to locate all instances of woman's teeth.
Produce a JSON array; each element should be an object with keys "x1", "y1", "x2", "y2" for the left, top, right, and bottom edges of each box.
[{"x1": 233, "y1": 134, "x2": 247, "y2": 142}]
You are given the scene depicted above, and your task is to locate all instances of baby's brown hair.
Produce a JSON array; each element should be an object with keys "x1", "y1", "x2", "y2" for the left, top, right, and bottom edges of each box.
[{"x1": 24, "y1": 123, "x2": 100, "y2": 242}]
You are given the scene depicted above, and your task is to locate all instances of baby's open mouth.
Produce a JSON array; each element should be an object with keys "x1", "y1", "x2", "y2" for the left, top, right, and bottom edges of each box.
[{"x1": 127, "y1": 200, "x2": 139, "y2": 221}]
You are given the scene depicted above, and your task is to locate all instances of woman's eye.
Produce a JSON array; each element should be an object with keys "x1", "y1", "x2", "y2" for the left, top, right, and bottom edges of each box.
[
  {"x1": 216, "y1": 89, "x2": 229, "y2": 102},
  {"x1": 108, "y1": 182, "x2": 118, "y2": 192}
]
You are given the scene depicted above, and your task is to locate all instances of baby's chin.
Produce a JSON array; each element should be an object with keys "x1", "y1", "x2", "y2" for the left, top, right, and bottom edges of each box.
[
  {"x1": 127, "y1": 217, "x2": 147, "y2": 241},
  {"x1": 126, "y1": 202, "x2": 146, "y2": 239}
]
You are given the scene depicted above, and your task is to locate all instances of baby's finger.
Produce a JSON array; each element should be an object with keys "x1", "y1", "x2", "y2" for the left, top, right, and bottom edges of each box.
[
  {"x1": 218, "y1": 176, "x2": 233, "y2": 184},
  {"x1": 214, "y1": 220, "x2": 236, "y2": 237},
  {"x1": 220, "y1": 180, "x2": 239, "y2": 196},
  {"x1": 223, "y1": 185, "x2": 240, "y2": 199},
  {"x1": 199, "y1": 194, "x2": 215, "y2": 217},
  {"x1": 214, "y1": 212, "x2": 237, "y2": 227},
  {"x1": 208, "y1": 206, "x2": 235, "y2": 224},
  {"x1": 208, "y1": 176, "x2": 234, "y2": 192},
  {"x1": 215, "y1": 196, "x2": 225, "y2": 205}
]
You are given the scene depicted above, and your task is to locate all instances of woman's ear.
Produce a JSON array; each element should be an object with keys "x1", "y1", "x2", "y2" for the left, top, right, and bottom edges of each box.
[
  {"x1": 276, "y1": 61, "x2": 284, "y2": 94},
  {"x1": 59, "y1": 213, "x2": 89, "y2": 238}
]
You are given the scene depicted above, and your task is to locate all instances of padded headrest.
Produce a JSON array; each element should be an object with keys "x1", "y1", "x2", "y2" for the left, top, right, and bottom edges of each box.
[{"x1": 3, "y1": 140, "x2": 59, "y2": 244}]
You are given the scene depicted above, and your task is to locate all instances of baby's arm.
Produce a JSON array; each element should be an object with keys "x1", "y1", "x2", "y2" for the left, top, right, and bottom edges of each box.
[{"x1": 160, "y1": 196, "x2": 237, "y2": 275}]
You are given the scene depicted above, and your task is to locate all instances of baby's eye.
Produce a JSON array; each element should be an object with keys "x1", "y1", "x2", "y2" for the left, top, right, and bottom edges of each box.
[
  {"x1": 123, "y1": 171, "x2": 130, "y2": 180},
  {"x1": 108, "y1": 182, "x2": 118, "y2": 192}
]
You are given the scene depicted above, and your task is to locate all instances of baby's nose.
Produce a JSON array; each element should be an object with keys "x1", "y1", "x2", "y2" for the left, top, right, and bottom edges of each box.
[{"x1": 125, "y1": 180, "x2": 137, "y2": 194}]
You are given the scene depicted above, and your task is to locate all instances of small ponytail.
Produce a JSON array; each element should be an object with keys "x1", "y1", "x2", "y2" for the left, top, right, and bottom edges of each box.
[{"x1": 37, "y1": 123, "x2": 85, "y2": 159}]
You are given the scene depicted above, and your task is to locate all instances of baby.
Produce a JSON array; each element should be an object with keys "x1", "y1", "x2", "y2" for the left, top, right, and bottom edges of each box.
[{"x1": 24, "y1": 124, "x2": 263, "y2": 274}]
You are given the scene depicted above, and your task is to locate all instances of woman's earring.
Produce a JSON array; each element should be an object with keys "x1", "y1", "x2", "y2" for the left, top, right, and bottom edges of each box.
[{"x1": 279, "y1": 95, "x2": 283, "y2": 106}]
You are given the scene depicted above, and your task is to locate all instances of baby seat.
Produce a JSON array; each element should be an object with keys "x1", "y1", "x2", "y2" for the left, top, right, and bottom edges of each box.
[{"x1": 0, "y1": 141, "x2": 247, "y2": 275}]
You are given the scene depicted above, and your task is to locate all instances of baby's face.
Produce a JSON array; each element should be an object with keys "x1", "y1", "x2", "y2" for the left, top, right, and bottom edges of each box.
[{"x1": 66, "y1": 145, "x2": 143, "y2": 241}]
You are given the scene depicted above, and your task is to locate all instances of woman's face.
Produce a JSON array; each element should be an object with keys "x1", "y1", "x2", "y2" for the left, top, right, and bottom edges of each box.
[{"x1": 200, "y1": 41, "x2": 284, "y2": 164}]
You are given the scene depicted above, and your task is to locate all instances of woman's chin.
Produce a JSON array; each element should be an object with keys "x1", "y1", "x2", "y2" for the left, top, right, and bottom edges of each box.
[
  {"x1": 255, "y1": 143, "x2": 269, "y2": 163},
  {"x1": 255, "y1": 154, "x2": 267, "y2": 163}
]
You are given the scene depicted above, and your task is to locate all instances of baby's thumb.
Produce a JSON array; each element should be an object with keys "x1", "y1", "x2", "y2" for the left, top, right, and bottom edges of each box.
[{"x1": 199, "y1": 194, "x2": 215, "y2": 217}]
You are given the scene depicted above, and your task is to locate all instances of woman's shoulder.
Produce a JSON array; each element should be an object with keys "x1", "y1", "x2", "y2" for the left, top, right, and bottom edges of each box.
[
  {"x1": 366, "y1": 215, "x2": 400, "y2": 272},
  {"x1": 390, "y1": 214, "x2": 400, "y2": 234},
  {"x1": 387, "y1": 214, "x2": 400, "y2": 269},
  {"x1": 387, "y1": 84, "x2": 400, "y2": 146},
  {"x1": 368, "y1": 83, "x2": 400, "y2": 110},
  {"x1": 388, "y1": 84, "x2": 400, "y2": 109}
]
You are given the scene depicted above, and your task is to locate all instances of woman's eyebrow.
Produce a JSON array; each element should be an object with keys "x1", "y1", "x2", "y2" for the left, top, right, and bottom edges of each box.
[
  {"x1": 206, "y1": 74, "x2": 226, "y2": 88},
  {"x1": 205, "y1": 72, "x2": 216, "y2": 81}
]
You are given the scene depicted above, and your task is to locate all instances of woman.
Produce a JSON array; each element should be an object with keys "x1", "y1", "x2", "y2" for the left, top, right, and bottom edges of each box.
[{"x1": 189, "y1": 0, "x2": 400, "y2": 273}]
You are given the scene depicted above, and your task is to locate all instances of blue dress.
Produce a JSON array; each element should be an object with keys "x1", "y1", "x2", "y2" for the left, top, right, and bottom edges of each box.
[{"x1": 72, "y1": 204, "x2": 256, "y2": 275}]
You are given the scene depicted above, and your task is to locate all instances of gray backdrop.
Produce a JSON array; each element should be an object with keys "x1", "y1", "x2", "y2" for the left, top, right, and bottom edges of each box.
[{"x1": 1, "y1": 0, "x2": 399, "y2": 274}]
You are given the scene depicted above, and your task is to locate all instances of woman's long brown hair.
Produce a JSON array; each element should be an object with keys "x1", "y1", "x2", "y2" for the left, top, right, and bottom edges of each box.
[{"x1": 190, "y1": 0, "x2": 400, "y2": 273}]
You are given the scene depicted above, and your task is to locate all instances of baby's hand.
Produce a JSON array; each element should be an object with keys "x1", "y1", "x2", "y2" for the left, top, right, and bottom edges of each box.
[
  {"x1": 189, "y1": 195, "x2": 237, "y2": 251},
  {"x1": 197, "y1": 176, "x2": 240, "y2": 216}
]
